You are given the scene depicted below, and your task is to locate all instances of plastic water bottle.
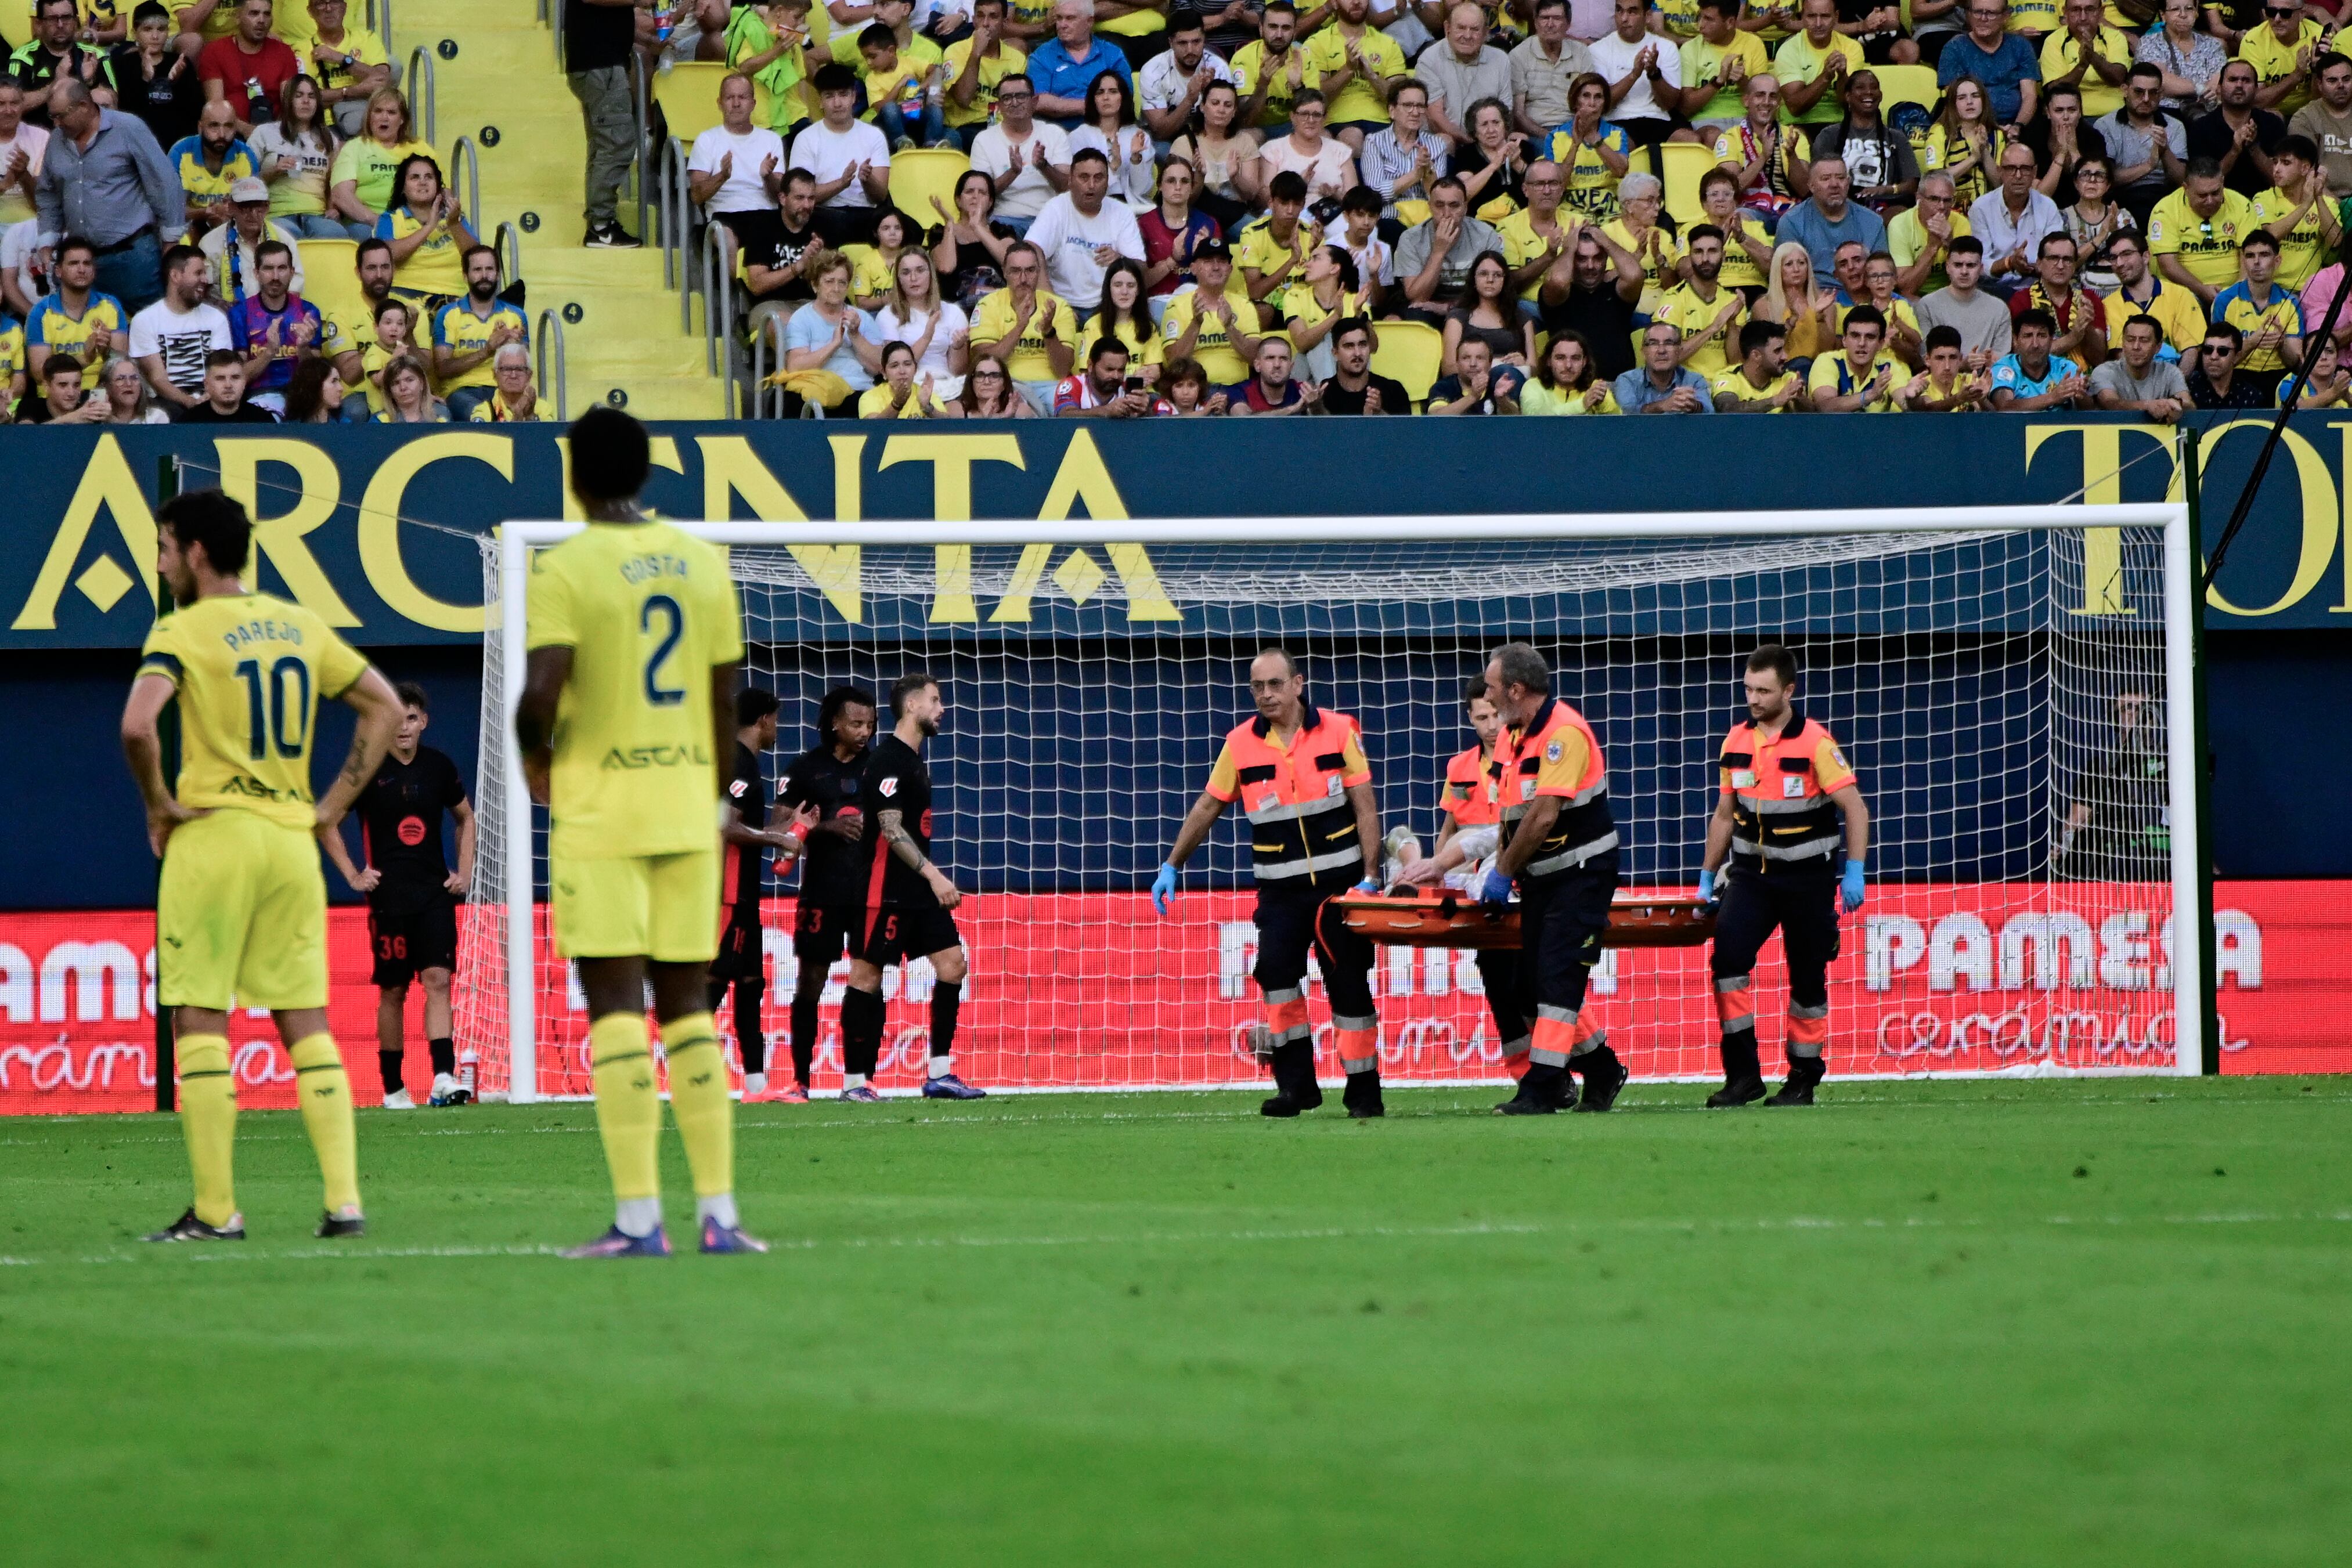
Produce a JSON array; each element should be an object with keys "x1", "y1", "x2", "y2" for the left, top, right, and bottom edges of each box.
[{"x1": 458, "y1": 1048, "x2": 477, "y2": 1099}]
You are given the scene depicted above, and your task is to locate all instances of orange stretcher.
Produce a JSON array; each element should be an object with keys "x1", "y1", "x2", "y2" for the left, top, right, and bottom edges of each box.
[{"x1": 1333, "y1": 887, "x2": 1717, "y2": 950}]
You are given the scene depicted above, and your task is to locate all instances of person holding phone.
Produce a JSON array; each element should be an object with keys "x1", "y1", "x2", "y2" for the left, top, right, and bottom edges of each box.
[{"x1": 1051, "y1": 335, "x2": 1169, "y2": 413}]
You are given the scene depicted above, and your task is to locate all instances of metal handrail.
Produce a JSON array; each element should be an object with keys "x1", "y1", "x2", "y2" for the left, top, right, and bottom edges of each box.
[
  {"x1": 659, "y1": 135, "x2": 691, "y2": 292},
  {"x1": 493, "y1": 220, "x2": 524, "y2": 292},
  {"x1": 406, "y1": 45, "x2": 437, "y2": 146},
  {"x1": 371, "y1": 0, "x2": 392, "y2": 57},
  {"x1": 448, "y1": 134, "x2": 481, "y2": 235},
  {"x1": 749, "y1": 321, "x2": 771, "y2": 418},
  {"x1": 700, "y1": 222, "x2": 736, "y2": 405},
  {"x1": 535, "y1": 308, "x2": 568, "y2": 420},
  {"x1": 627, "y1": 51, "x2": 651, "y2": 251}
]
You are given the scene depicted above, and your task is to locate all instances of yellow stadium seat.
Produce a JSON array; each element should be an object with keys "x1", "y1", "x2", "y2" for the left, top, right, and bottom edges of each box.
[
  {"x1": 890, "y1": 146, "x2": 973, "y2": 230},
  {"x1": 1369, "y1": 319, "x2": 1444, "y2": 407},
  {"x1": 654, "y1": 60, "x2": 734, "y2": 146},
  {"x1": 1660, "y1": 141, "x2": 1714, "y2": 226},
  {"x1": 298, "y1": 238, "x2": 364, "y2": 324},
  {"x1": 1874, "y1": 63, "x2": 1940, "y2": 114}
]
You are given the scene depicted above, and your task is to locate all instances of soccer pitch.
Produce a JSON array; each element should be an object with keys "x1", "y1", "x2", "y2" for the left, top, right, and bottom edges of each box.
[{"x1": 5, "y1": 1080, "x2": 2347, "y2": 1565}]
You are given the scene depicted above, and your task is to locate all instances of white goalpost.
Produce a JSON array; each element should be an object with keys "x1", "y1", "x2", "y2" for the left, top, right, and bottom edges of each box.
[{"x1": 459, "y1": 504, "x2": 2201, "y2": 1103}]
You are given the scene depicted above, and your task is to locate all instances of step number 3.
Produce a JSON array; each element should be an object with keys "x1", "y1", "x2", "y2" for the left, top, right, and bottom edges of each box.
[{"x1": 641, "y1": 594, "x2": 686, "y2": 706}]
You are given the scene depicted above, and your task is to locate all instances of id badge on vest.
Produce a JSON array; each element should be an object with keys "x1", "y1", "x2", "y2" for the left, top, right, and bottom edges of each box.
[{"x1": 1783, "y1": 774, "x2": 1806, "y2": 799}]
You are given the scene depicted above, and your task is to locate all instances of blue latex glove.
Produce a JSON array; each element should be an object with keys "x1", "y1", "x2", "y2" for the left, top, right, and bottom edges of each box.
[
  {"x1": 1476, "y1": 867, "x2": 1514, "y2": 909},
  {"x1": 1841, "y1": 860, "x2": 1866, "y2": 913},
  {"x1": 1152, "y1": 862, "x2": 1178, "y2": 916},
  {"x1": 1697, "y1": 867, "x2": 1718, "y2": 905},
  {"x1": 1355, "y1": 877, "x2": 1380, "y2": 894}
]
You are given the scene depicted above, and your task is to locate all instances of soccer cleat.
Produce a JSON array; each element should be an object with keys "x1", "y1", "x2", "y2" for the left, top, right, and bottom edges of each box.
[
  {"x1": 1571, "y1": 1054, "x2": 1630, "y2": 1114},
  {"x1": 1495, "y1": 1063, "x2": 1574, "y2": 1115},
  {"x1": 428, "y1": 1072, "x2": 471, "y2": 1107},
  {"x1": 1706, "y1": 1078, "x2": 1768, "y2": 1109},
  {"x1": 840, "y1": 1084, "x2": 884, "y2": 1103},
  {"x1": 775, "y1": 1082, "x2": 810, "y2": 1103},
  {"x1": 921, "y1": 1072, "x2": 987, "y2": 1100},
  {"x1": 316, "y1": 1208, "x2": 366, "y2": 1238},
  {"x1": 561, "y1": 1224, "x2": 672, "y2": 1259},
  {"x1": 144, "y1": 1208, "x2": 246, "y2": 1242},
  {"x1": 583, "y1": 222, "x2": 640, "y2": 248},
  {"x1": 699, "y1": 1216, "x2": 770, "y2": 1254},
  {"x1": 381, "y1": 1089, "x2": 416, "y2": 1110}
]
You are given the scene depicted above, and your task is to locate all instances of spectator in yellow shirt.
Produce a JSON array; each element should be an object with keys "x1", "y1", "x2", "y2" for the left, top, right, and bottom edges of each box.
[
  {"x1": 1160, "y1": 235, "x2": 1264, "y2": 384},
  {"x1": 1772, "y1": 0, "x2": 1867, "y2": 128},
  {"x1": 2239, "y1": 3, "x2": 2328, "y2": 117},
  {"x1": 969, "y1": 238, "x2": 1079, "y2": 408},
  {"x1": 2147, "y1": 157, "x2": 2257, "y2": 306},
  {"x1": 1808, "y1": 303, "x2": 1904, "y2": 408},
  {"x1": 2037, "y1": 0, "x2": 2131, "y2": 120},
  {"x1": 1652, "y1": 224, "x2": 1748, "y2": 377},
  {"x1": 2253, "y1": 132, "x2": 2340, "y2": 290},
  {"x1": 1711, "y1": 317, "x2": 1808, "y2": 409}
]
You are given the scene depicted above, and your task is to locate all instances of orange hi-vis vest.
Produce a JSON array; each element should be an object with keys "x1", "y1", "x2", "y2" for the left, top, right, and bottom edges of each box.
[
  {"x1": 1440, "y1": 741, "x2": 1500, "y2": 829},
  {"x1": 1492, "y1": 696, "x2": 1617, "y2": 877},
  {"x1": 1206, "y1": 701, "x2": 1373, "y2": 887},
  {"x1": 1720, "y1": 709, "x2": 1856, "y2": 871}
]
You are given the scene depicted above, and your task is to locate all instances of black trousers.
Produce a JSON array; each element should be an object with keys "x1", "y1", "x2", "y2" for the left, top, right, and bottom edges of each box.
[
  {"x1": 1710, "y1": 862, "x2": 1841, "y2": 1054},
  {"x1": 1253, "y1": 877, "x2": 1379, "y2": 1070},
  {"x1": 1517, "y1": 851, "x2": 1621, "y2": 1065}
]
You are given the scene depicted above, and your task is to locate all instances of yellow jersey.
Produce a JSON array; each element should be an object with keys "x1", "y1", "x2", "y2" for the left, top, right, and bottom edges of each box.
[
  {"x1": 1770, "y1": 31, "x2": 1864, "y2": 126},
  {"x1": 1160, "y1": 281, "x2": 1259, "y2": 384},
  {"x1": 2252, "y1": 184, "x2": 2330, "y2": 290},
  {"x1": 1079, "y1": 313, "x2": 1166, "y2": 371},
  {"x1": 1601, "y1": 218, "x2": 1682, "y2": 302},
  {"x1": 2005, "y1": 0, "x2": 2061, "y2": 32},
  {"x1": 2100, "y1": 278, "x2": 2208, "y2": 354},
  {"x1": 526, "y1": 520, "x2": 745, "y2": 861},
  {"x1": 1234, "y1": 214, "x2": 1315, "y2": 291},
  {"x1": 1652, "y1": 281, "x2": 1748, "y2": 378},
  {"x1": 1709, "y1": 365, "x2": 1803, "y2": 409},
  {"x1": 1886, "y1": 205, "x2": 1972, "y2": 294},
  {"x1": 1808, "y1": 348, "x2": 1902, "y2": 411},
  {"x1": 1300, "y1": 23, "x2": 1404, "y2": 125},
  {"x1": 940, "y1": 38, "x2": 1026, "y2": 128},
  {"x1": 1231, "y1": 40, "x2": 1315, "y2": 128},
  {"x1": 2146, "y1": 186, "x2": 2258, "y2": 288},
  {"x1": 430, "y1": 299, "x2": 528, "y2": 394},
  {"x1": 2239, "y1": 19, "x2": 2326, "y2": 116},
  {"x1": 136, "y1": 592, "x2": 372, "y2": 830},
  {"x1": 2036, "y1": 26, "x2": 2132, "y2": 119},
  {"x1": 376, "y1": 205, "x2": 468, "y2": 298},
  {"x1": 1680, "y1": 30, "x2": 1769, "y2": 124},
  {"x1": 971, "y1": 286, "x2": 1080, "y2": 381}
]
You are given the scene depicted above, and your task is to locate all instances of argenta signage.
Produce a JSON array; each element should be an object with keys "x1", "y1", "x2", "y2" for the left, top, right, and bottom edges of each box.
[{"x1": 2, "y1": 417, "x2": 2349, "y2": 648}]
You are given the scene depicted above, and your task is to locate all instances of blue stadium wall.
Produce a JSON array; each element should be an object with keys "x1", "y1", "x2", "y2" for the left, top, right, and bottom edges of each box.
[{"x1": 1, "y1": 417, "x2": 2344, "y2": 909}]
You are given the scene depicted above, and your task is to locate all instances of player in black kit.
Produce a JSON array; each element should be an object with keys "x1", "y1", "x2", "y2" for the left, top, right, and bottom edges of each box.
[
  {"x1": 709, "y1": 689, "x2": 821, "y2": 1101},
  {"x1": 837, "y1": 673, "x2": 986, "y2": 1101},
  {"x1": 774, "y1": 685, "x2": 879, "y2": 1102},
  {"x1": 322, "y1": 683, "x2": 476, "y2": 1108}
]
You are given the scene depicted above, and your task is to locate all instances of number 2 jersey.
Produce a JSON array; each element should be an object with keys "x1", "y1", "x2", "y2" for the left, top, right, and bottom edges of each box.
[
  {"x1": 525, "y1": 520, "x2": 744, "y2": 861},
  {"x1": 137, "y1": 591, "x2": 371, "y2": 829},
  {"x1": 856, "y1": 734, "x2": 935, "y2": 910}
]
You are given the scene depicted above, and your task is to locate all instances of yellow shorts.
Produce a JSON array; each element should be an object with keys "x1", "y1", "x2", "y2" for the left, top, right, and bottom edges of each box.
[
  {"x1": 157, "y1": 808, "x2": 329, "y2": 1012},
  {"x1": 551, "y1": 848, "x2": 720, "y2": 963}
]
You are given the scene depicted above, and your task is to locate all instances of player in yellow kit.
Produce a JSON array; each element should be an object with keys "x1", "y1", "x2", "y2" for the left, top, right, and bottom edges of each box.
[
  {"x1": 515, "y1": 407, "x2": 760, "y2": 1258},
  {"x1": 121, "y1": 490, "x2": 405, "y2": 1242}
]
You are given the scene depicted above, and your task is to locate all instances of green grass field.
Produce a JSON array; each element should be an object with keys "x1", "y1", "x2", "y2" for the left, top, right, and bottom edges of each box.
[{"x1": 5, "y1": 1078, "x2": 2349, "y2": 1566}]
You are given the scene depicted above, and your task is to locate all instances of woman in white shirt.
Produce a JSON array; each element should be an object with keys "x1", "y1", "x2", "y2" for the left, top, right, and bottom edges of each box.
[
  {"x1": 1067, "y1": 68, "x2": 1156, "y2": 210},
  {"x1": 867, "y1": 248, "x2": 971, "y2": 400},
  {"x1": 1250, "y1": 89, "x2": 1358, "y2": 209}
]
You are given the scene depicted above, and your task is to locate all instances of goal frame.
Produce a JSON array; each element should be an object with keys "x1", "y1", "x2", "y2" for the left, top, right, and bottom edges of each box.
[{"x1": 491, "y1": 503, "x2": 2201, "y2": 1102}]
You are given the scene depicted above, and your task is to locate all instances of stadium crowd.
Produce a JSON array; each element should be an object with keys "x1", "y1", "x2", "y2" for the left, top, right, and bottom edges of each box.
[
  {"x1": 639, "y1": 0, "x2": 2352, "y2": 414},
  {"x1": 0, "y1": 0, "x2": 532, "y2": 422},
  {"x1": 4, "y1": 0, "x2": 2350, "y2": 418}
]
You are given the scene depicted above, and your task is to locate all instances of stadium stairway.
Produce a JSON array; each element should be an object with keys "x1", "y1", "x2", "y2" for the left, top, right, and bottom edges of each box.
[{"x1": 400, "y1": 0, "x2": 728, "y2": 418}]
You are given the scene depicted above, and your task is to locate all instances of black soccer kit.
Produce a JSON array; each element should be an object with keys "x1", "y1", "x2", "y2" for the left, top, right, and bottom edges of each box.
[
  {"x1": 709, "y1": 740, "x2": 776, "y2": 1076},
  {"x1": 838, "y1": 733, "x2": 964, "y2": 1081},
  {"x1": 356, "y1": 746, "x2": 467, "y2": 987},
  {"x1": 354, "y1": 745, "x2": 467, "y2": 1091},
  {"x1": 779, "y1": 741, "x2": 871, "y2": 964}
]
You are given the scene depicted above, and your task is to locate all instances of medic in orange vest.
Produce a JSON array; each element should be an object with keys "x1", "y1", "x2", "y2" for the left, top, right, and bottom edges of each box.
[
  {"x1": 1698, "y1": 644, "x2": 1871, "y2": 1108},
  {"x1": 1477, "y1": 642, "x2": 1630, "y2": 1115},
  {"x1": 1153, "y1": 647, "x2": 1390, "y2": 1119}
]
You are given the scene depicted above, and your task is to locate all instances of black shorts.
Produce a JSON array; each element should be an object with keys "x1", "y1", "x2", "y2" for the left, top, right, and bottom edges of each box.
[
  {"x1": 709, "y1": 907, "x2": 767, "y2": 981},
  {"x1": 847, "y1": 902, "x2": 961, "y2": 969},
  {"x1": 792, "y1": 900, "x2": 860, "y2": 966},
  {"x1": 369, "y1": 900, "x2": 458, "y2": 987}
]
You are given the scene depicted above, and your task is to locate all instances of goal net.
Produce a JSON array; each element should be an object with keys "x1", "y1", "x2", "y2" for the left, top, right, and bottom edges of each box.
[{"x1": 456, "y1": 507, "x2": 2199, "y2": 1101}]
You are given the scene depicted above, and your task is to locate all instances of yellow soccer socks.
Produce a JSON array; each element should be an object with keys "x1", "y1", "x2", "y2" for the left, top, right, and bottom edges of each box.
[
  {"x1": 175, "y1": 1034, "x2": 239, "y2": 1228},
  {"x1": 288, "y1": 1034, "x2": 362, "y2": 1217},
  {"x1": 589, "y1": 1011, "x2": 663, "y2": 1233},
  {"x1": 662, "y1": 1013, "x2": 738, "y2": 1229}
]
